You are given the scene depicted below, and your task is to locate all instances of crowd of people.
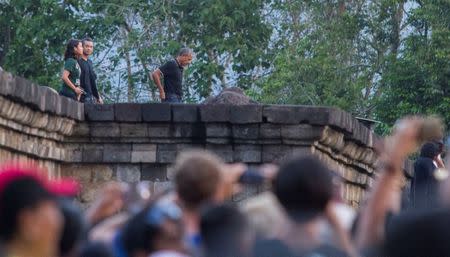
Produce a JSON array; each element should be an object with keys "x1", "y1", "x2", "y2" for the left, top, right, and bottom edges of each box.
[{"x1": 0, "y1": 116, "x2": 448, "y2": 257}]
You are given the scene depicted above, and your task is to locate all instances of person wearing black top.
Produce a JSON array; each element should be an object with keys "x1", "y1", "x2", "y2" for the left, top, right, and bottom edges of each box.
[
  {"x1": 410, "y1": 142, "x2": 441, "y2": 208},
  {"x1": 78, "y1": 37, "x2": 102, "y2": 104},
  {"x1": 152, "y1": 48, "x2": 193, "y2": 103}
]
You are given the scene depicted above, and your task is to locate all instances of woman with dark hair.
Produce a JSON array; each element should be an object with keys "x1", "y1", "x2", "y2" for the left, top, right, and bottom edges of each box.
[{"x1": 59, "y1": 39, "x2": 84, "y2": 101}]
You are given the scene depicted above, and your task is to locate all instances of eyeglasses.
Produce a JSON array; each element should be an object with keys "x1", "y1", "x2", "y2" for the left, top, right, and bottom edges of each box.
[{"x1": 146, "y1": 200, "x2": 182, "y2": 226}]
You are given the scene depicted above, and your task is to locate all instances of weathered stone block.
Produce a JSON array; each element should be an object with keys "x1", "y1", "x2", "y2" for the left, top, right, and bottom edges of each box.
[
  {"x1": 326, "y1": 108, "x2": 353, "y2": 133},
  {"x1": 206, "y1": 124, "x2": 231, "y2": 137},
  {"x1": 291, "y1": 146, "x2": 312, "y2": 156},
  {"x1": 71, "y1": 123, "x2": 90, "y2": 137},
  {"x1": 82, "y1": 145, "x2": 104, "y2": 163},
  {"x1": 262, "y1": 145, "x2": 293, "y2": 163},
  {"x1": 26, "y1": 83, "x2": 42, "y2": 111},
  {"x1": 13, "y1": 77, "x2": 32, "y2": 103},
  {"x1": 91, "y1": 165, "x2": 114, "y2": 182},
  {"x1": 234, "y1": 145, "x2": 261, "y2": 163},
  {"x1": 131, "y1": 144, "x2": 156, "y2": 163},
  {"x1": 173, "y1": 124, "x2": 194, "y2": 137},
  {"x1": 90, "y1": 122, "x2": 120, "y2": 137},
  {"x1": 260, "y1": 123, "x2": 281, "y2": 138},
  {"x1": 115, "y1": 103, "x2": 142, "y2": 122},
  {"x1": 61, "y1": 164, "x2": 92, "y2": 183},
  {"x1": 230, "y1": 105, "x2": 262, "y2": 124},
  {"x1": 200, "y1": 105, "x2": 231, "y2": 122},
  {"x1": 156, "y1": 144, "x2": 177, "y2": 163},
  {"x1": 76, "y1": 102, "x2": 85, "y2": 121},
  {"x1": 65, "y1": 99, "x2": 77, "y2": 120},
  {"x1": 148, "y1": 123, "x2": 172, "y2": 138},
  {"x1": 120, "y1": 123, "x2": 148, "y2": 137},
  {"x1": 85, "y1": 104, "x2": 115, "y2": 121},
  {"x1": 141, "y1": 164, "x2": 167, "y2": 181},
  {"x1": 66, "y1": 147, "x2": 82, "y2": 162},
  {"x1": 142, "y1": 103, "x2": 171, "y2": 122},
  {"x1": 116, "y1": 165, "x2": 141, "y2": 182},
  {"x1": 281, "y1": 124, "x2": 323, "y2": 140},
  {"x1": 232, "y1": 124, "x2": 259, "y2": 139},
  {"x1": 206, "y1": 138, "x2": 231, "y2": 144},
  {"x1": 172, "y1": 104, "x2": 199, "y2": 122},
  {"x1": 206, "y1": 144, "x2": 233, "y2": 162},
  {"x1": 173, "y1": 123, "x2": 206, "y2": 139},
  {"x1": 103, "y1": 144, "x2": 131, "y2": 163},
  {"x1": 263, "y1": 105, "x2": 305, "y2": 124},
  {"x1": 42, "y1": 87, "x2": 58, "y2": 114}
]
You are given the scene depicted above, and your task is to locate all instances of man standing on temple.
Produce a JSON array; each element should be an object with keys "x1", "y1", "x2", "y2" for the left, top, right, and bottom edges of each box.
[
  {"x1": 78, "y1": 37, "x2": 103, "y2": 104},
  {"x1": 152, "y1": 48, "x2": 193, "y2": 103}
]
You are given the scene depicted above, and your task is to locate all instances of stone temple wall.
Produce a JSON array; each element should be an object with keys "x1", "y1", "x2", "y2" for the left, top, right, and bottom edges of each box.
[{"x1": 0, "y1": 70, "x2": 408, "y2": 206}]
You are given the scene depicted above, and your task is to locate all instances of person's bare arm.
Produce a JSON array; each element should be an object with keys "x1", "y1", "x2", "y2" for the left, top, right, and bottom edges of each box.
[
  {"x1": 61, "y1": 70, "x2": 82, "y2": 95},
  {"x1": 85, "y1": 182, "x2": 125, "y2": 226},
  {"x1": 152, "y1": 69, "x2": 165, "y2": 100},
  {"x1": 326, "y1": 202, "x2": 359, "y2": 257},
  {"x1": 355, "y1": 118, "x2": 421, "y2": 250}
]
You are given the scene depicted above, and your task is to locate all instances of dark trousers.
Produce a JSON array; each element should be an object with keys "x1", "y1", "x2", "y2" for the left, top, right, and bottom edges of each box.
[
  {"x1": 162, "y1": 94, "x2": 182, "y2": 103},
  {"x1": 80, "y1": 93, "x2": 96, "y2": 104}
]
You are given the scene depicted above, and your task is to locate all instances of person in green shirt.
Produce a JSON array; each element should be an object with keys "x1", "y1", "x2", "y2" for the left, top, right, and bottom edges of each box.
[{"x1": 59, "y1": 39, "x2": 84, "y2": 101}]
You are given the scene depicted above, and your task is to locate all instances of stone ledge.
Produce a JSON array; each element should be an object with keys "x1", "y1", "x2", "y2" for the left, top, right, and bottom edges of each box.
[
  {"x1": 115, "y1": 103, "x2": 142, "y2": 122},
  {"x1": 0, "y1": 71, "x2": 84, "y2": 121},
  {"x1": 172, "y1": 104, "x2": 199, "y2": 122},
  {"x1": 85, "y1": 104, "x2": 114, "y2": 121},
  {"x1": 200, "y1": 105, "x2": 231, "y2": 122},
  {"x1": 230, "y1": 105, "x2": 262, "y2": 124},
  {"x1": 142, "y1": 103, "x2": 171, "y2": 122}
]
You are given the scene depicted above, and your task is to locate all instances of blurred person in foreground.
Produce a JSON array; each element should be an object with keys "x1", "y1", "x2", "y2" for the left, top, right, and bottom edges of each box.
[
  {"x1": 114, "y1": 196, "x2": 189, "y2": 257},
  {"x1": 255, "y1": 155, "x2": 355, "y2": 257},
  {"x1": 171, "y1": 150, "x2": 246, "y2": 252},
  {"x1": 171, "y1": 149, "x2": 277, "y2": 254},
  {"x1": 355, "y1": 116, "x2": 445, "y2": 253},
  {"x1": 0, "y1": 164, "x2": 78, "y2": 257},
  {"x1": 201, "y1": 204, "x2": 254, "y2": 257},
  {"x1": 410, "y1": 141, "x2": 444, "y2": 209}
]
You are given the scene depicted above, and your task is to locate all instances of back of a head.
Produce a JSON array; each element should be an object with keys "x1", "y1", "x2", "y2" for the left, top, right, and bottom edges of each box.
[
  {"x1": 273, "y1": 155, "x2": 334, "y2": 223},
  {"x1": 420, "y1": 142, "x2": 440, "y2": 158},
  {"x1": 200, "y1": 204, "x2": 251, "y2": 257},
  {"x1": 173, "y1": 150, "x2": 222, "y2": 209},
  {"x1": 58, "y1": 198, "x2": 87, "y2": 257},
  {"x1": 120, "y1": 205, "x2": 158, "y2": 255},
  {"x1": 384, "y1": 208, "x2": 450, "y2": 257}
]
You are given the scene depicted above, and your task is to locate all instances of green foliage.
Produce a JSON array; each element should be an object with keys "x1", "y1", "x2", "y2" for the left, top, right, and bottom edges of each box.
[
  {"x1": 0, "y1": 0, "x2": 106, "y2": 89},
  {"x1": 0, "y1": 0, "x2": 448, "y2": 134},
  {"x1": 374, "y1": 1, "x2": 450, "y2": 134}
]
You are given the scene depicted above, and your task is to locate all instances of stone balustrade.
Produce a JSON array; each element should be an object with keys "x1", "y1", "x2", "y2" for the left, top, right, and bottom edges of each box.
[{"x1": 0, "y1": 70, "x2": 410, "y2": 206}]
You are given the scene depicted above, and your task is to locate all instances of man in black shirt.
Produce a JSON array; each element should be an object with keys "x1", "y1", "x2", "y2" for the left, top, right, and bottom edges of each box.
[
  {"x1": 78, "y1": 37, "x2": 102, "y2": 104},
  {"x1": 152, "y1": 48, "x2": 193, "y2": 103}
]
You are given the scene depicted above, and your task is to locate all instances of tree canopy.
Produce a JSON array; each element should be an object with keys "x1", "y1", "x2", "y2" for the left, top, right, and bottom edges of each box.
[{"x1": 0, "y1": 0, "x2": 448, "y2": 133}]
